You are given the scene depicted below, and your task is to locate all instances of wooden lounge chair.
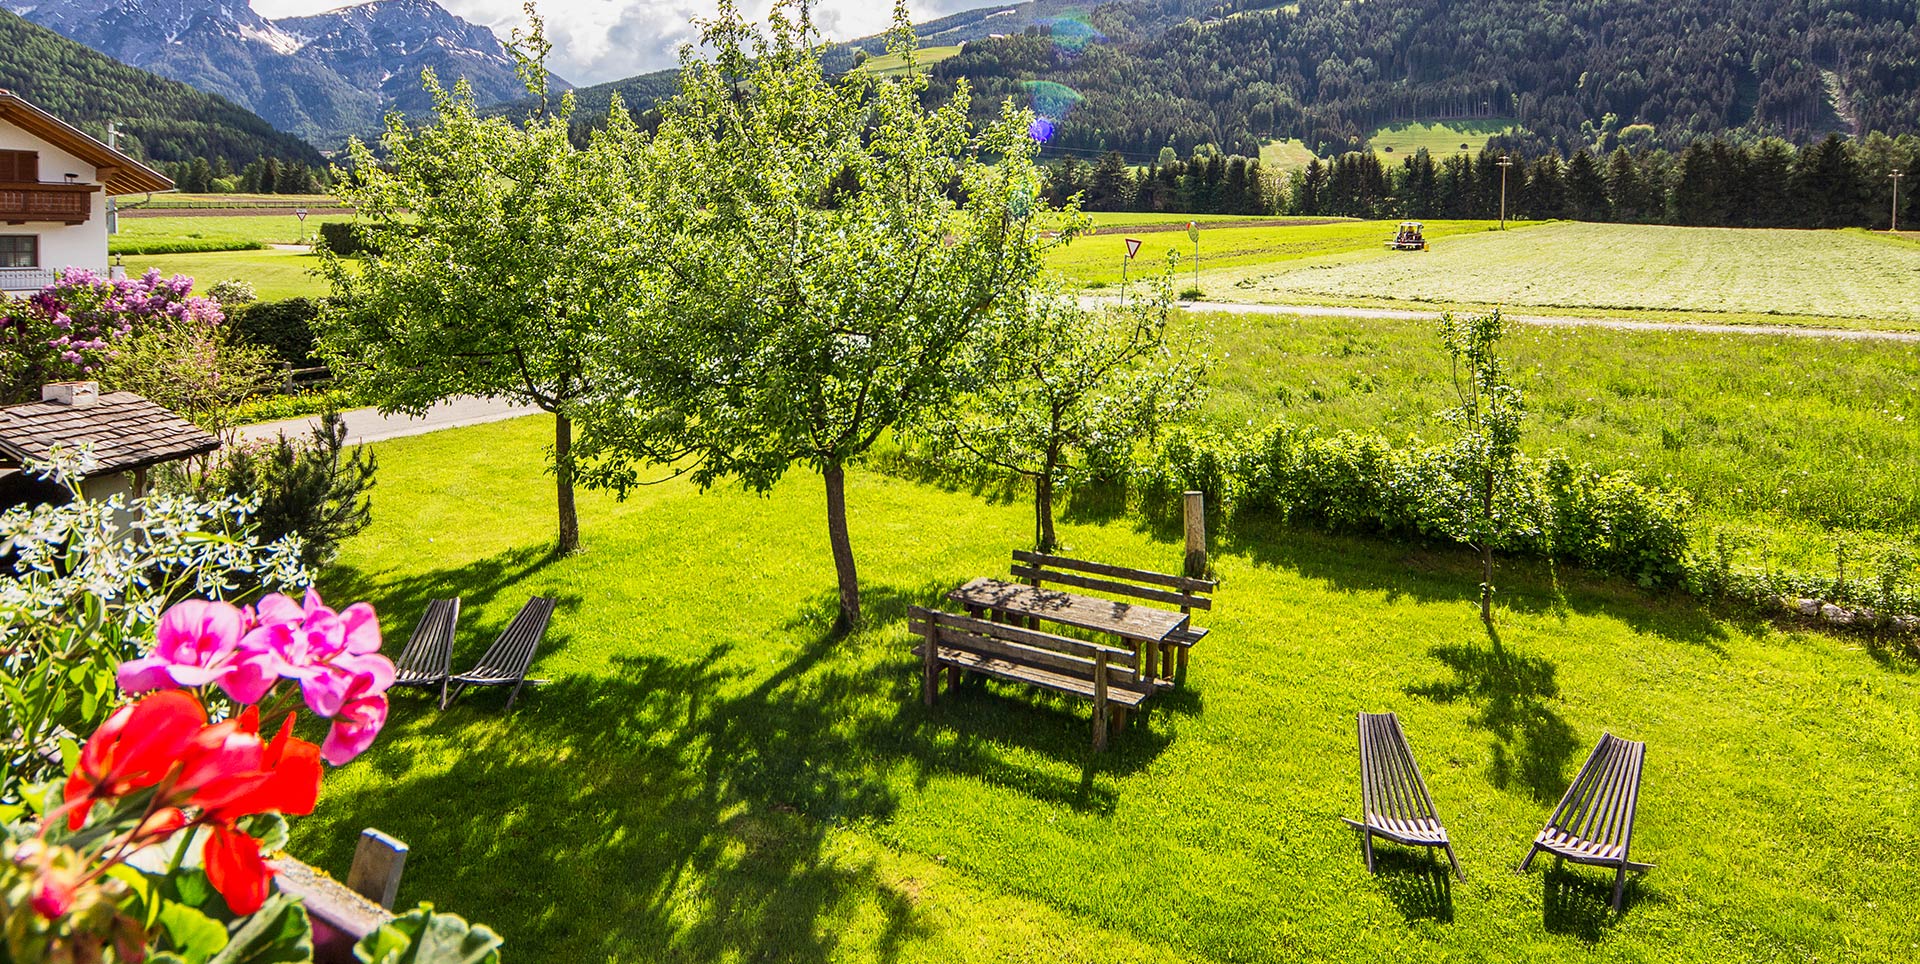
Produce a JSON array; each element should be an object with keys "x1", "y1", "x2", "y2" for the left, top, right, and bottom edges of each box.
[
  {"x1": 445, "y1": 596, "x2": 555, "y2": 710},
  {"x1": 1340, "y1": 711, "x2": 1463, "y2": 880},
  {"x1": 390, "y1": 598, "x2": 460, "y2": 708},
  {"x1": 1520, "y1": 732, "x2": 1652, "y2": 911}
]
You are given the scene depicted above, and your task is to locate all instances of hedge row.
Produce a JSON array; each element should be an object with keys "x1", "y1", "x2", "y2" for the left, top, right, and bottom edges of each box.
[{"x1": 1136, "y1": 423, "x2": 1695, "y2": 587}]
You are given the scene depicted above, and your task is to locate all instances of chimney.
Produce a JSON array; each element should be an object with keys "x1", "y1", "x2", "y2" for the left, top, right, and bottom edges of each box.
[{"x1": 42, "y1": 381, "x2": 100, "y2": 408}]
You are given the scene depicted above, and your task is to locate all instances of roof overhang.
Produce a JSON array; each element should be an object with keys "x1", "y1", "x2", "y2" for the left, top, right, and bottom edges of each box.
[{"x1": 0, "y1": 90, "x2": 173, "y2": 196}]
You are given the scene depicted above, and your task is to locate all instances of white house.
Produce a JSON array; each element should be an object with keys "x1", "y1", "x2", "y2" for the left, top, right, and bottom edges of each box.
[{"x1": 0, "y1": 90, "x2": 171, "y2": 294}]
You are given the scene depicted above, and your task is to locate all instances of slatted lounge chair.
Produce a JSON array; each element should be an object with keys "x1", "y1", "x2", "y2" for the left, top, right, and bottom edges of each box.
[
  {"x1": 1340, "y1": 711, "x2": 1464, "y2": 880},
  {"x1": 1520, "y1": 732, "x2": 1652, "y2": 911},
  {"x1": 390, "y1": 598, "x2": 460, "y2": 708},
  {"x1": 445, "y1": 596, "x2": 555, "y2": 710}
]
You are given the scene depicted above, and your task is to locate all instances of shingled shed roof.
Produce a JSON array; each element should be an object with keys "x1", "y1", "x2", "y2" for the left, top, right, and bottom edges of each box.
[{"x1": 0, "y1": 391, "x2": 218, "y2": 475}]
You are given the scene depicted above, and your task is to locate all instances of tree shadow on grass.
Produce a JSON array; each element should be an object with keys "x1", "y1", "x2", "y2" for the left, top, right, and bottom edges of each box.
[
  {"x1": 1220, "y1": 514, "x2": 1734, "y2": 651},
  {"x1": 1408, "y1": 627, "x2": 1580, "y2": 802},
  {"x1": 1367, "y1": 848, "x2": 1454, "y2": 924},
  {"x1": 323, "y1": 542, "x2": 572, "y2": 639}
]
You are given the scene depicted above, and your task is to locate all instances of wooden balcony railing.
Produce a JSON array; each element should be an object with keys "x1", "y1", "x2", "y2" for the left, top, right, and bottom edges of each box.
[{"x1": 0, "y1": 183, "x2": 94, "y2": 224}]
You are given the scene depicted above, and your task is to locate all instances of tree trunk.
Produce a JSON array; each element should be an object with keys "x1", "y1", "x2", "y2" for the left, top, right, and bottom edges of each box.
[
  {"x1": 1035, "y1": 473, "x2": 1057, "y2": 553},
  {"x1": 823, "y1": 462, "x2": 860, "y2": 632},
  {"x1": 1480, "y1": 464, "x2": 1494, "y2": 625},
  {"x1": 555, "y1": 412, "x2": 580, "y2": 556}
]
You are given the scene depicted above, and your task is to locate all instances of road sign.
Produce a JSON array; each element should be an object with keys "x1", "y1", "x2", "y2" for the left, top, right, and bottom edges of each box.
[
  {"x1": 295, "y1": 208, "x2": 309, "y2": 222},
  {"x1": 1186, "y1": 221, "x2": 1199, "y2": 242},
  {"x1": 1124, "y1": 237, "x2": 1143, "y2": 259}
]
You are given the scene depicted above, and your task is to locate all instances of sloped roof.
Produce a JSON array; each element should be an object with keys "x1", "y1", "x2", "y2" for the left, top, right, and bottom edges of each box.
[
  {"x1": 0, "y1": 392, "x2": 218, "y2": 475},
  {"x1": 0, "y1": 90, "x2": 173, "y2": 196}
]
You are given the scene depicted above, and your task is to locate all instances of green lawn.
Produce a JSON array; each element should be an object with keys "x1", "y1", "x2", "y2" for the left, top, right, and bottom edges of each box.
[
  {"x1": 1047, "y1": 219, "x2": 1521, "y2": 287},
  {"x1": 112, "y1": 213, "x2": 350, "y2": 255},
  {"x1": 294, "y1": 415, "x2": 1920, "y2": 962},
  {"x1": 1216, "y1": 222, "x2": 1920, "y2": 328},
  {"x1": 1187, "y1": 309, "x2": 1920, "y2": 585},
  {"x1": 1367, "y1": 119, "x2": 1517, "y2": 156},
  {"x1": 124, "y1": 248, "x2": 332, "y2": 301}
]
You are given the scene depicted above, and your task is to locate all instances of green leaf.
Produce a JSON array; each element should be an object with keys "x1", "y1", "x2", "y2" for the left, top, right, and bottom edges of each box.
[
  {"x1": 240, "y1": 813, "x2": 291, "y2": 854},
  {"x1": 158, "y1": 901, "x2": 232, "y2": 963},
  {"x1": 354, "y1": 903, "x2": 503, "y2": 964},
  {"x1": 209, "y1": 893, "x2": 313, "y2": 964}
]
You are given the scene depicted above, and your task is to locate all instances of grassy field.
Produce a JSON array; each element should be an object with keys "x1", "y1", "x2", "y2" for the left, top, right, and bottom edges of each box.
[
  {"x1": 852, "y1": 45, "x2": 963, "y2": 76},
  {"x1": 1186, "y1": 309, "x2": 1920, "y2": 581},
  {"x1": 293, "y1": 415, "x2": 1920, "y2": 962},
  {"x1": 111, "y1": 213, "x2": 349, "y2": 255},
  {"x1": 1215, "y1": 222, "x2": 1920, "y2": 328},
  {"x1": 1258, "y1": 138, "x2": 1319, "y2": 172},
  {"x1": 1367, "y1": 119, "x2": 1517, "y2": 156},
  {"x1": 123, "y1": 248, "x2": 331, "y2": 300},
  {"x1": 1082, "y1": 212, "x2": 1348, "y2": 229},
  {"x1": 1047, "y1": 219, "x2": 1521, "y2": 287}
]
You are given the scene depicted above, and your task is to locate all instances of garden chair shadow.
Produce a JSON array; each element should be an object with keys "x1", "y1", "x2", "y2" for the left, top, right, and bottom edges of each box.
[
  {"x1": 1369, "y1": 849, "x2": 1454, "y2": 924},
  {"x1": 1542, "y1": 862, "x2": 1653, "y2": 940}
]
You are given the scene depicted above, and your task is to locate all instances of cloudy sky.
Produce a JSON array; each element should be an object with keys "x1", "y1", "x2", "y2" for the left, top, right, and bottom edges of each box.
[{"x1": 250, "y1": 0, "x2": 992, "y2": 86}]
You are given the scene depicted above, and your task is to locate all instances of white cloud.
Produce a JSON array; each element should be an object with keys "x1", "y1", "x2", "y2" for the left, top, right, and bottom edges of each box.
[{"x1": 247, "y1": 0, "x2": 993, "y2": 86}]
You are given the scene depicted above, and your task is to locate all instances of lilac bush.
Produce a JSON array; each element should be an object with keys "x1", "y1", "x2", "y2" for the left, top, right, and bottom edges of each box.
[{"x1": 0, "y1": 268, "x2": 225, "y2": 403}]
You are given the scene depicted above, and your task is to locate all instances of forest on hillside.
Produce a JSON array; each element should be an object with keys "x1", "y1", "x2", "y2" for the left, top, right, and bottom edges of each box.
[
  {"x1": 933, "y1": 0, "x2": 1920, "y2": 158},
  {"x1": 0, "y1": 10, "x2": 321, "y2": 169}
]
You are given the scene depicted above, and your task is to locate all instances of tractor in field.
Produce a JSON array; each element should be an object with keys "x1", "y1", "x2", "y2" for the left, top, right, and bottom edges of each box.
[{"x1": 1385, "y1": 221, "x2": 1429, "y2": 250}]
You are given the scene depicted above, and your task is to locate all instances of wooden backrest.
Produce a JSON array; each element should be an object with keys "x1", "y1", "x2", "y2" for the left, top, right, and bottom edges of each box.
[
  {"x1": 908, "y1": 606, "x2": 1138, "y2": 677},
  {"x1": 472, "y1": 596, "x2": 555, "y2": 677},
  {"x1": 1357, "y1": 712, "x2": 1440, "y2": 822},
  {"x1": 1543, "y1": 733, "x2": 1646, "y2": 849},
  {"x1": 396, "y1": 598, "x2": 459, "y2": 676},
  {"x1": 1010, "y1": 550, "x2": 1216, "y2": 612}
]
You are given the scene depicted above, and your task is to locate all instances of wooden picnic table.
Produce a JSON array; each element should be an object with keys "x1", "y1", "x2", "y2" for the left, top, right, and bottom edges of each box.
[{"x1": 947, "y1": 577, "x2": 1190, "y2": 684}]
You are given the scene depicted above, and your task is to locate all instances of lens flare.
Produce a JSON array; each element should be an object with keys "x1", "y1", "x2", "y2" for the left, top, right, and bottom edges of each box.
[{"x1": 1028, "y1": 117, "x2": 1057, "y2": 143}]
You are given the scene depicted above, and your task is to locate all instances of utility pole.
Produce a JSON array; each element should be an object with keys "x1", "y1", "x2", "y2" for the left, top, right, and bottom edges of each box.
[
  {"x1": 1892, "y1": 169, "x2": 1904, "y2": 233},
  {"x1": 1497, "y1": 155, "x2": 1513, "y2": 230}
]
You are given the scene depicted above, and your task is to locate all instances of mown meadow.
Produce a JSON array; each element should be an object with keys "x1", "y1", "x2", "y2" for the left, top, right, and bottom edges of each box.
[
  {"x1": 294, "y1": 415, "x2": 1920, "y2": 962},
  {"x1": 111, "y1": 213, "x2": 349, "y2": 255},
  {"x1": 1047, "y1": 217, "x2": 1524, "y2": 288},
  {"x1": 1213, "y1": 222, "x2": 1920, "y2": 329}
]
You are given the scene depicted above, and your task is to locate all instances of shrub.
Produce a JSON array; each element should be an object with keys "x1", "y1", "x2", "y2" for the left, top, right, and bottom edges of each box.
[
  {"x1": 209, "y1": 411, "x2": 376, "y2": 568},
  {"x1": 208, "y1": 278, "x2": 257, "y2": 307},
  {"x1": 229, "y1": 296, "x2": 321, "y2": 366},
  {"x1": 317, "y1": 220, "x2": 369, "y2": 255}
]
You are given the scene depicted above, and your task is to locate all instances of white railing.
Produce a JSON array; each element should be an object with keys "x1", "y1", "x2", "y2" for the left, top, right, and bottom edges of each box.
[{"x1": 0, "y1": 266, "x2": 58, "y2": 293}]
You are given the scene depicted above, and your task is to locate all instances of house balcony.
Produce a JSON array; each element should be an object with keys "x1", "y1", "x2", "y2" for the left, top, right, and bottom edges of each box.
[
  {"x1": 1, "y1": 266, "x2": 56, "y2": 292},
  {"x1": 0, "y1": 182, "x2": 95, "y2": 225}
]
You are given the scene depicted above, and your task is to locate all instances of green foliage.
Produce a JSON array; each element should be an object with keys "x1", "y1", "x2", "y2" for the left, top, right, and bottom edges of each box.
[
  {"x1": 104, "y1": 319, "x2": 278, "y2": 432},
  {"x1": 206, "y1": 412, "x2": 377, "y2": 569},
  {"x1": 219, "y1": 389, "x2": 361, "y2": 428},
  {"x1": 229, "y1": 298, "x2": 322, "y2": 367},
  {"x1": 317, "y1": 14, "x2": 641, "y2": 554},
  {"x1": 0, "y1": 11, "x2": 322, "y2": 168},
  {"x1": 1439, "y1": 309, "x2": 1529, "y2": 619},
  {"x1": 581, "y1": 2, "x2": 1072, "y2": 625},
  {"x1": 354, "y1": 904, "x2": 503, "y2": 964},
  {"x1": 316, "y1": 222, "x2": 374, "y2": 257},
  {"x1": 924, "y1": 270, "x2": 1202, "y2": 550}
]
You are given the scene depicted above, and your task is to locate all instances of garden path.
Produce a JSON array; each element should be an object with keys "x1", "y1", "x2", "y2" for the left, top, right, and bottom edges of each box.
[{"x1": 236, "y1": 396, "x2": 539, "y2": 446}]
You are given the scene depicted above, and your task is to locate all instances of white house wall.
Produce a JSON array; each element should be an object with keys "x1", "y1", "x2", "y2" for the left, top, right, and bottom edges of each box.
[{"x1": 0, "y1": 121, "x2": 109, "y2": 279}]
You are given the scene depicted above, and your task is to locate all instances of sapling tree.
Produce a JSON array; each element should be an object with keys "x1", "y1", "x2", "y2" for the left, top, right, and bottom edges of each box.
[
  {"x1": 581, "y1": 2, "x2": 1074, "y2": 630},
  {"x1": 929, "y1": 269, "x2": 1203, "y2": 552},
  {"x1": 1439, "y1": 308, "x2": 1531, "y2": 625},
  {"x1": 314, "y1": 10, "x2": 656, "y2": 555}
]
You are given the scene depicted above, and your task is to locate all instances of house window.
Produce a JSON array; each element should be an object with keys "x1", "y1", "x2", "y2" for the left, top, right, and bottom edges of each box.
[
  {"x1": 0, "y1": 236, "x2": 37, "y2": 268},
  {"x1": 0, "y1": 150, "x2": 39, "y2": 183}
]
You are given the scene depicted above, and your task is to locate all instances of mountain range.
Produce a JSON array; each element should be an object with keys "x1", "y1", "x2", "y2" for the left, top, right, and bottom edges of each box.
[
  {"x1": 0, "y1": 0, "x2": 560, "y2": 144},
  {"x1": 0, "y1": 8, "x2": 322, "y2": 167}
]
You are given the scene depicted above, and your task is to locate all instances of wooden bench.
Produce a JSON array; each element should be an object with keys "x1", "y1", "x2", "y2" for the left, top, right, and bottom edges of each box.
[
  {"x1": 1340, "y1": 711, "x2": 1463, "y2": 880},
  {"x1": 907, "y1": 606, "x2": 1152, "y2": 751},
  {"x1": 390, "y1": 598, "x2": 460, "y2": 708},
  {"x1": 1008, "y1": 551, "x2": 1215, "y2": 685},
  {"x1": 1520, "y1": 732, "x2": 1652, "y2": 911},
  {"x1": 446, "y1": 596, "x2": 555, "y2": 711}
]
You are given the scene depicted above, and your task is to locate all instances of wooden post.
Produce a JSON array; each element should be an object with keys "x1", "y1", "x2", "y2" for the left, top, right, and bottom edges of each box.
[
  {"x1": 344, "y1": 828, "x2": 407, "y2": 910},
  {"x1": 1183, "y1": 490, "x2": 1207, "y2": 579},
  {"x1": 921, "y1": 615, "x2": 939, "y2": 706},
  {"x1": 1092, "y1": 651, "x2": 1110, "y2": 752}
]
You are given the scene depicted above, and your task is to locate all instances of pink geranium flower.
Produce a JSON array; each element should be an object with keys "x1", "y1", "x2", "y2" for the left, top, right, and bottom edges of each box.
[{"x1": 117, "y1": 600, "x2": 246, "y2": 693}]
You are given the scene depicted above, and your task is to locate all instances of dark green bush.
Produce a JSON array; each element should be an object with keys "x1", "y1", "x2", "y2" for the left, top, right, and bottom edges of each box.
[
  {"x1": 229, "y1": 297, "x2": 321, "y2": 367},
  {"x1": 317, "y1": 220, "x2": 371, "y2": 256},
  {"x1": 215, "y1": 411, "x2": 376, "y2": 568}
]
